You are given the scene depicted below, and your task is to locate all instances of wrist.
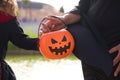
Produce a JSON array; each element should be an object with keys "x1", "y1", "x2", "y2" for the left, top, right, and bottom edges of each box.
[
  {"x1": 61, "y1": 14, "x2": 70, "y2": 25},
  {"x1": 50, "y1": 16, "x2": 67, "y2": 26},
  {"x1": 62, "y1": 13, "x2": 81, "y2": 25}
]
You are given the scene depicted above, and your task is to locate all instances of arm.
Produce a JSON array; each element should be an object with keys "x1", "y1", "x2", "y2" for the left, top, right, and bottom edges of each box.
[
  {"x1": 9, "y1": 18, "x2": 39, "y2": 50},
  {"x1": 40, "y1": 0, "x2": 90, "y2": 33},
  {"x1": 63, "y1": 0, "x2": 90, "y2": 25}
]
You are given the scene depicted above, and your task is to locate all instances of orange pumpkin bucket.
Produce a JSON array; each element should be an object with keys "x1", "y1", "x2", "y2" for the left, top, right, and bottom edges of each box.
[{"x1": 39, "y1": 29, "x2": 75, "y2": 59}]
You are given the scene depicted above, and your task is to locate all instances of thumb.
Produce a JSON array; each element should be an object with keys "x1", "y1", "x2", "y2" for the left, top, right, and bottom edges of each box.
[
  {"x1": 109, "y1": 46, "x2": 118, "y2": 54},
  {"x1": 39, "y1": 30, "x2": 43, "y2": 38}
]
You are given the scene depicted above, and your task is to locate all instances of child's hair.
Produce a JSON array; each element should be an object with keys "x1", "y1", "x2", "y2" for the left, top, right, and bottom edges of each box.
[{"x1": 0, "y1": 0, "x2": 18, "y2": 16}]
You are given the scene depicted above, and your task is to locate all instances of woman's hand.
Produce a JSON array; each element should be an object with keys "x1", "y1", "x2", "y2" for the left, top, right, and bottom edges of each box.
[
  {"x1": 109, "y1": 44, "x2": 120, "y2": 77},
  {"x1": 40, "y1": 16, "x2": 66, "y2": 34}
]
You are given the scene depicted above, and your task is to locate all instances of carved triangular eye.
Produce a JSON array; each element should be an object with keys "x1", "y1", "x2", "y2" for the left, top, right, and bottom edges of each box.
[
  {"x1": 62, "y1": 36, "x2": 67, "y2": 42},
  {"x1": 51, "y1": 38, "x2": 57, "y2": 44}
]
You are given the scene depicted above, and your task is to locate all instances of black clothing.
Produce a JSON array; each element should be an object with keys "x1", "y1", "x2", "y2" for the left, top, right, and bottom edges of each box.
[
  {"x1": 0, "y1": 17, "x2": 38, "y2": 60},
  {"x1": 82, "y1": 62, "x2": 109, "y2": 80},
  {"x1": 69, "y1": 0, "x2": 120, "y2": 80},
  {"x1": 0, "y1": 17, "x2": 39, "y2": 80},
  {"x1": 70, "y1": 0, "x2": 120, "y2": 49},
  {"x1": 1, "y1": 60, "x2": 16, "y2": 80},
  {"x1": 82, "y1": 62, "x2": 120, "y2": 80}
]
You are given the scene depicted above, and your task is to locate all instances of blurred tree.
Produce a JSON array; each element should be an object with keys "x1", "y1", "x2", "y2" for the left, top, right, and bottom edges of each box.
[
  {"x1": 59, "y1": 6, "x2": 64, "y2": 13},
  {"x1": 22, "y1": 0, "x2": 30, "y2": 5}
]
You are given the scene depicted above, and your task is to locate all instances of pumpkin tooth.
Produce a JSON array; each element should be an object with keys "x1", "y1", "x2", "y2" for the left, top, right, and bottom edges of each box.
[
  {"x1": 60, "y1": 52, "x2": 63, "y2": 55},
  {"x1": 55, "y1": 47, "x2": 57, "y2": 49},
  {"x1": 56, "y1": 52, "x2": 58, "y2": 55},
  {"x1": 64, "y1": 50, "x2": 67, "y2": 53}
]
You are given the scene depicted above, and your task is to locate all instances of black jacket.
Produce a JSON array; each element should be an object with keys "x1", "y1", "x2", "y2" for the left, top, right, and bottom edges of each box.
[
  {"x1": 0, "y1": 17, "x2": 39, "y2": 80},
  {"x1": 70, "y1": 0, "x2": 120, "y2": 49},
  {"x1": 0, "y1": 18, "x2": 38, "y2": 60}
]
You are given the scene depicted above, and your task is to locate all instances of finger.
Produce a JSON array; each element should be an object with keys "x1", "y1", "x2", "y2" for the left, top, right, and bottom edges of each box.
[
  {"x1": 41, "y1": 18, "x2": 56, "y2": 30},
  {"x1": 113, "y1": 56, "x2": 120, "y2": 65},
  {"x1": 44, "y1": 16, "x2": 65, "y2": 31},
  {"x1": 40, "y1": 23, "x2": 50, "y2": 33},
  {"x1": 38, "y1": 30, "x2": 43, "y2": 38},
  {"x1": 41, "y1": 19, "x2": 51, "y2": 26},
  {"x1": 113, "y1": 53, "x2": 120, "y2": 66},
  {"x1": 109, "y1": 46, "x2": 118, "y2": 54},
  {"x1": 50, "y1": 25, "x2": 56, "y2": 30},
  {"x1": 45, "y1": 16, "x2": 57, "y2": 21},
  {"x1": 41, "y1": 18, "x2": 48, "y2": 23},
  {"x1": 114, "y1": 63, "x2": 120, "y2": 77},
  {"x1": 46, "y1": 16, "x2": 63, "y2": 25}
]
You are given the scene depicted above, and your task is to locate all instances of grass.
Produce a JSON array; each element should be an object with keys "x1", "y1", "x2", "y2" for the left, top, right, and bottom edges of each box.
[
  {"x1": 6, "y1": 54, "x2": 46, "y2": 62},
  {"x1": 6, "y1": 54, "x2": 78, "y2": 62},
  {"x1": 24, "y1": 28, "x2": 38, "y2": 38}
]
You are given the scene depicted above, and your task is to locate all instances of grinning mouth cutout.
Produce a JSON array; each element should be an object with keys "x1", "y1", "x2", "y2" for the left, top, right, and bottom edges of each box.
[{"x1": 49, "y1": 42, "x2": 71, "y2": 55}]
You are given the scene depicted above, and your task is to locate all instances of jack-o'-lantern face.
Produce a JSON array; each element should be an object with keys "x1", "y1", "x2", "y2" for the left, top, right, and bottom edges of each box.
[
  {"x1": 49, "y1": 36, "x2": 71, "y2": 55},
  {"x1": 39, "y1": 29, "x2": 74, "y2": 59}
]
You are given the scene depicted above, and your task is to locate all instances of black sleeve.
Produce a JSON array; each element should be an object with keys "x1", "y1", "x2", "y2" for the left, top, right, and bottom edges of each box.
[
  {"x1": 69, "y1": 0, "x2": 90, "y2": 14},
  {"x1": 9, "y1": 18, "x2": 39, "y2": 50}
]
